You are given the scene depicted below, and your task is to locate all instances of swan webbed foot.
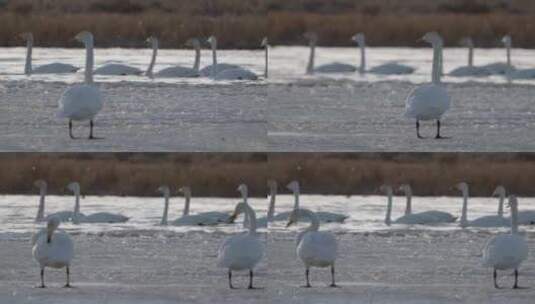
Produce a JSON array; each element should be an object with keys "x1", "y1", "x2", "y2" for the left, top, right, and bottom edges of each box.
[
  {"x1": 302, "y1": 284, "x2": 312, "y2": 288},
  {"x1": 493, "y1": 268, "x2": 500, "y2": 289},
  {"x1": 68, "y1": 120, "x2": 77, "y2": 139},
  {"x1": 64, "y1": 283, "x2": 72, "y2": 288},
  {"x1": 36, "y1": 284, "x2": 46, "y2": 288},
  {"x1": 513, "y1": 269, "x2": 519, "y2": 289},
  {"x1": 329, "y1": 283, "x2": 340, "y2": 288},
  {"x1": 416, "y1": 120, "x2": 424, "y2": 139}
]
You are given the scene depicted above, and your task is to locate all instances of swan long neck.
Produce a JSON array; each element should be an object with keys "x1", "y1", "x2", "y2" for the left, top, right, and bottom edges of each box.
[
  {"x1": 24, "y1": 37, "x2": 33, "y2": 75},
  {"x1": 243, "y1": 203, "x2": 257, "y2": 234},
  {"x1": 161, "y1": 191, "x2": 169, "y2": 225},
  {"x1": 497, "y1": 192, "x2": 505, "y2": 217},
  {"x1": 505, "y1": 42, "x2": 512, "y2": 83},
  {"x1": 506, "y1": 43, "x2": 511, "y2": 67},
  {"x1": 306, "y1": 40, "x2": 315, "y2": 75},
  {"x1": 468, "y1": 44, "x2": 474, "y2": 67},
  {"x1": 403, "y1": 187, "x2": 412, "y2": 216},
  {"x1": 359, "y1": 41, "x2": 366, "y2": 74},
  {"x1": 46, "y1": 223, "x2": 56, "y2": 243},
  {"x1": 431, "y1": 41, "x2": 442, "y2": 84},
  {"x1": 301, "y1": 209, "x2": 320, "y2": 232},
  {"x1": 193, "y1": 45, "x2": 201, "y2": 72},
  {"x1": 36, "y1": 184, "x2": 46, "y2": 222},
  {"x1": 73, "y1": 189, "x2": 81, "y2": 224},
  {"x1": 264, "y1": 44, "x2": 269, "y2": 78},
  {"x1": 267, "y1": 187, "x2": 276, "y2": 222},
  {"x1": 211, "y1": 40, "x2": 217, "y2": 78},
  {"x1": 183, "y1": 192, "x2": 191, "y2": 216},
  {"x1": 460, "y1": 188, "x2": 469, "y2": 227},
  {"x1": 293, "y1": 189, "x2": 300, "y2": 210},
  {"x1": 84, "y1": 37, "x2": 94, "y2": 84},
  {"x1": 146, "y1": 39, "x2": 158, "y2": 78},
  {"x1": 385, "y1": 189, "x2": 393, "y2": 226},
  {"x1": 511, "y1": 200, "x2": 519, "y2": 234}
]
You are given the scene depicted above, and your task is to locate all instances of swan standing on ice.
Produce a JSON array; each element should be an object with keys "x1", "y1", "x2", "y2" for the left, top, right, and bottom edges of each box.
[
  {"x1": 32, "y1": 216, "x2": 74, "y2": 288},
  {"x1": 279, "y1": 181, "x2": 348, "y2": 223},
  {"x1": 381, "y1": 185, "x2": 438, "y2": 225},
  {"x1": 57, "y1": 31, "x2": 103, "y2": 140},
  {"x1": 261, "y1": 37, "x2": 269, "y2": 78},
  {"x1": 449, "y1": 37, "x2": 492, "y2": 77},
  {"x1": 67, "y1": 182, "x2": 129, "y2": 224},
  {"x1": 256, "y1": 179, "x2": 277, "y2": 228},
  {"x1": 404, "y1": 32, "x2": 450, "y2": 139},
  {"x1": 287, "y1": 208, "x2": 338, "y2": 287},
  {"x1": 218, "y1": 185, "x2": 264, "y2": 289},
  {"x1": 20, "y1": 33, "x2": 78, "y2": 75},
  {"x1": 482, "y1": 195, "x2": 529, "y2": 289},
  {"x1": 144, "y1": 36, "x2": 158, "y2": 79},
  {"x1": 34, "y1": 180, "x2": 75, "y2": 222},
  {"x1": 154, "y1": 38, "x2": 201, "y2": 78},
  {"x1": 304, "y1": 32, "x2": 356, "y2": 74},
  {"x1": 455, "y1": 182, "x2": 509, "y2": 228},
  {"x1": 481, "y1": 35, "x2": 515, "y2": 76},
  {"x1": 351, "y1": 33, "x2": 414, "y2": 75},
  {"x1": 398, "y1": 184, "x2": 456, "y2": 223}
]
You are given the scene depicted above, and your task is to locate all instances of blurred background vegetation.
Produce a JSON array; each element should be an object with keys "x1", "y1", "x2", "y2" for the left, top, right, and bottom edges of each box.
[
  {"x1": 0, "y1": 0, "x2": 534, "y2": 48},
  {"x1": 1, "y1": 153, "x2": 535, "y2": 197}
]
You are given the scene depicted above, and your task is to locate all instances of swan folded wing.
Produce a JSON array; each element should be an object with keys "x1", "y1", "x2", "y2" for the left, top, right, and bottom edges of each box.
[
  {"x1": 314, "y1": 62, "x2": 356, "y2": 73},
  {"x1": 81, "y1": 212, "x2": 128, "y2": 223},
  {"x1": 33, "y1": 230, "x2": 74, "y2": 268},
  {"x1": 298, "y1": 232, "x2": 337, "y2": 266},
  {"x1": 511, "y1": 69, "x2": 535, "y2": 80},
  {"x1": 45, "y1": 211, "x2": 76, "y2": 222},
  {"x1": 449, "y1": 66, "x2": 491, "y2": 77},
  {"x1": 199, "y1": 63, "x2": 241, "y2": 77},
  {"x1": 57, "y1": 85, "x2": 103, "y2": 120},
  {"x1": 315, "y1": 211, "x2": 348, "y2": 223},
  {"x1": 517, "y1": 211, "x2": 535, "y2": 225},
  {"x1": 404, "y1": 84, "x2": 450, "y2": 120},
  {"x1": 470, "y1": 215, "x2": 509, "y2": 228},
  {"x1": 33, "y1": 63, "x2": 79, "y2": 74},
  {"x1": 369, "y1": 63, "x2": 414, "y2": 75},
  {"x1": 482, "y1": 234, "x2": 528, "y2": 269},
  {"x1": 214, "y1": 68, "x2": 258, "y2": 80},
  {"x1": 416, "y1": 211, "x2": 456, "y2": 223},
  {"x1": 481, "y1": 62, "x2": 515, "y2": 75},
  {"x1": 155, "y1": 66, "x2": 199, "y2": 78},
  {"x1": 94, "y1": 64, "x2": 143, "y2": 76},
  {"x1": 217, "y1": 235, "x2": 264, "y2": 270},
  {"x1": 171, "y1": 214, "x2": 219, "y2": 226}
]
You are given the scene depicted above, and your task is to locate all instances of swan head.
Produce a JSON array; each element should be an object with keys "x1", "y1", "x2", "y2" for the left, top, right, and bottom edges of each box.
[
  {"x1": 492, "y1": 185, "x2": 506, "y2": 197},
  {"x1": 177, "y1": 186, "x2": 191, "y2": 196},
  {"x1": 459, "y1": 37, "x2": 474, "y2": 47},
  {"x1": 261, "y1": 37, "x2": 269, "y2": 47},
  {"x1": 66, "y1": 182, "x2": 80, "y2": 193},
  {"x1": 379, "y1": 184, "x2": 393, "y2": 194},
  {"x1": 34, "y1": 179, "x2": 47, "y2": 189},
  {"x1": 146, "y1": 36, "x2": 158, "y2": 47},
  {"x1": 75, "y1": 31, "x2": 93, "y2": 43},
  {"x1": 351, "y1": 33, "x2": 365, "y2": 45},
  {"x1": 421, "y1": 32, "x2": 442, "y2": 45},
  {"x1": 267, "y1": 179, "x2": 277, "y2": 191},
  {"x1": 454, "y1": 182, "x2": 468, "y2": 192},
  {"x1": 227, "y1": 201, "x2": 247, "y2": 223},
  {"x1": 303, "y1": 32, "x2": 318, "y2": 43},
  {"x1": 502, "y1": 35, "x2": 512, "y2": 47},
  {"x1": 185, "y1": 38, "x2": 201, "y2": 48},
  {"x1": 207, "y1": 36, "x2": 217, "y2": 46},
  {"x1": 157, "y1": 185, "x2": 170, "y2": 196},
  {"x1": 286, "y1": 180, "x2": 300, "y2": 193},
  {"x1": 19, "y1": 32, "x2": 33, "y2": 42},
  {"x1": 398, "y1": 184, "x2": 411, "y2": 193},
  {"x1": 237, "y1": 184, "x2": 248, "y2": 197}
]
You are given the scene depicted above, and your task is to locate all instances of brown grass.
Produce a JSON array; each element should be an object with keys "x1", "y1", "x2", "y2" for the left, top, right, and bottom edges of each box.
[{"x1": 1, "y1": 153, "x2": 535, "y2": 197}]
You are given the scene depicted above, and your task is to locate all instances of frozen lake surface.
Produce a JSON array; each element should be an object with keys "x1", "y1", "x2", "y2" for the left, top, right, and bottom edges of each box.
[
  {"x1": 2, "y1": 194, "x2": 535, "y2": 303},
  {"x1": 2, "y1": 46, "x2": 535, "y2": 151}
]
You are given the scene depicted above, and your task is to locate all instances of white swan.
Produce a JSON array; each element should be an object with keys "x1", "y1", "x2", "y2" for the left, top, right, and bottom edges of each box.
[
  {"x1": 277, "y1": 181, "x2": 348, "y2": 223},
  {"x1": 256, "y1": 179, "x2": 277, "y2": 228},
  {"x1": 455, "y1": 182, "x2": 509, "y2": 228},
  {"x1": 404, "y1": 32, "x2": 450, "y2": 139},
  {"x1": 381, "y1": 185, "x2": 439, "y2": 225},
  {"x1": 286, "y1": 208, "x2": 338, "y2": 287},
  {"x1": 304, "y1": 32, "x2": 356, "y2": 74},
  {"x1": 20, "y1": 33, "x2": 78, "y2": 75},
  {"x1": 449, "y1": 37, "x2": 492, "y2": 77},
  {"x1": 67, "y1": 182, "x2": 129, "y2": 224},
  {"x1": 57, "y1": 31, "x2": 103, "y2": 139},
  {"x1": 199, "y1": 36, "x2": 241, "y2": 77},
  {"x1": 93, "y1": 37, "x2": 145, "y2": 76},
  {"x1": 399, "y1": 184, "x2": 456, "y2": 223},
  {"x1": 34, "y1": 180, "x2": 75, "y2": 222},
  {"x1": 154, "y1": 38, "x2": 201, "y2": 78},
  {"x1": 480, "y1": 35, "x2": 515, "y2": 76},
  {"x1": 482, "y1": 195, "x2": 529, "y2": 289},
  {"x1": 261, "y1": 37, "x2": 269, "y2": 78},
  {"x1": 162, "y1": 186, "x2": 222, "y2": 226},
  {"x1": 217, "y1": 185, "x2": 264, "y2": 289},
  {"x1": 32, "y1": 216, "x2": 74, "y2": 288},
  {"x1": 352, "y1": 33, "x2": 414, "y2": 75}
]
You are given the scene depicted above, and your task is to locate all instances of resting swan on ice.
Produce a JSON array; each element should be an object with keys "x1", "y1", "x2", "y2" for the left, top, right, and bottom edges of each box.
[
  {"x1": 200, "y1": 36, "x2": 257, "y2": 80},
  {"x1": 404, "y1": 32, "x2": 450, "y2": 139},
  {"x1": 57, "y1": 31, "x2": 103, "y2": 140},
  {"x1": 92, "y1": 37, "x2": 147, "y2": 76},
  {"x1": 34, "y1": 180, "x2": 76, "y2": 222},
  {"x1": 351, "y1": 33, "x2": 414, "y2": 75},
  {"x1": 481, "y1": 35, "x2": 515, "y2": 76},
  {"x1": 449, "y1": 37, "x2": 492, "y2": 77},
  {"x1": 32, "y1": 216, "x2": 74, "y2": 288},
  {"x1": 154, "y1": 38, "x2": 201, "y2": 78},
  {"x1": 482, "y1": 195, "x2": 529, "y2": 289},
  {"x1": 381, "y1": 185, "x2": 440, "y2": 225},
  {"x1": 455, "y1": 182, "x2": 509, "y2": 228},
  {"x1": 20, "y1": 32, "x2": 78, "y2": 75},
  {"x1": 398, "y1": 184, "x2": 456, "y2": 223},
  {"x1": 304, "y1": 32, "x2": 356, "y2": 74},
  {"x1": 287, "y1": 208, "x2": 338, "y2": 287},
  {"x1": 217, "y1": 185, "x2": 264, "y2": 289},
  {"x1": 67, "y1": 182, "x2": 129, "y2": 224}
]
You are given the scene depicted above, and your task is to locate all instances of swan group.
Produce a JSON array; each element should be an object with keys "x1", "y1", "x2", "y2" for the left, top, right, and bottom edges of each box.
[
  {"x1": 20, "y1": 33, "x2": 78, "y2": 75},
  {"x1": 352, "y1": 33, "x2": 414, "y2": 75}
]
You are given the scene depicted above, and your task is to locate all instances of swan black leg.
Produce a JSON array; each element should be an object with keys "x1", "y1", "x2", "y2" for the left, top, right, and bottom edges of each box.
[
  {"x1": 435, "y1": 120, "x2": 443, "y2": 139},
  {"x1": 329, "y1": 265, "x2": 338, "y2": 287},
  {"x1": 304, "y1": 268, "x2": 311, "y2": 288},
  {"x1": 228, "y1": 270, "x2": 235, "y2": 289},
  {"x1": 39, "y1": 268, "x2": 46, "y2": 288},
  {"x1": 64, "y1": 266, "x2": 71, "y2": 288},
  {"x1": 416, "y1": 120, "x2": 423, "y2": 139},
  {"x1": 513, "y1": 269, "x2": 519, "y2": 289},
  {"x1": 493, "y1": 268, "x2": 499, "y2": 289},
  {"x1": 69, "y1": 120, "x2": 76, "y2": 139},
  {"x1": 89, "y1": 120, "x2": 95, "y2": 139},
  {"x1": 248, "y1": 269, "x2": 254, "y2": 289}
]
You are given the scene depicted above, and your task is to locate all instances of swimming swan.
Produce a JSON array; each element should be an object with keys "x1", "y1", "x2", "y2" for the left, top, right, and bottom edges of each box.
[
  {"x1": 381, "y1": 185, "x2": 439, "y2": 225},
  {"x1": 67, "y1": 182, "x2": 129, "y2": 224},
  {"x1": 455, "y1": 182, "x2": 509, "y2": 228},
  {"x1": 304, "y1": 32, "x2": 356, "y2": 74},
  {"x1": 449, "y1": 37, "x2": 492, "y2": 77},
  {"x1": 34, "y1": 180, "x2": 75, "y2": 222},
  {"x1": 287, "y1": 208, "x2": 338, "y2": 287},
  {"x1": 20, "y1": 33, "x2": 78, "y2": 75},
  {"x1": 154, "y1": 38, "x2": 201, "y2": 78},
  {"x1": 262, "y1": 37, "x2": 269, "y2": 78},
  {"x1": 482, "y1": 195, "x2": 529, "y2": 289},
  {"x1": 404, "y1": 32, "x2": 450, "y2": 139},
  {"x1": 57, "y1": 31, "x2": 103, "y2": 139},
  {"x1": 399, "y1": 184, "x2": 456, "y2": 223},
  {"x1": 32, "y1": 216, "x2": 74, "y2": 288},
  {"x1": 217, "y1": 185, "x2": 264, "y2": 289},
  {"x1": 352, "y1": 33, "x2": 414, "y2": 75},
  {"x1": 199, "y1": 36, "x2": 241, "y2": 78},
  {"x1": 278, "y1": 180, "x2": 348, "y2": 223},
  {"x1": 256, "y1": 179, "x2": 277, "y2": 228}
]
